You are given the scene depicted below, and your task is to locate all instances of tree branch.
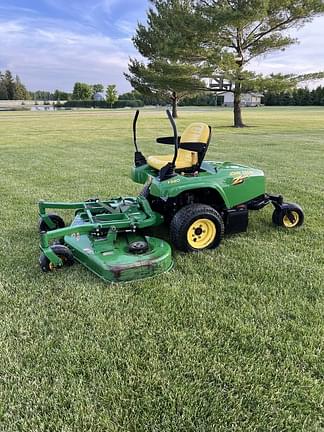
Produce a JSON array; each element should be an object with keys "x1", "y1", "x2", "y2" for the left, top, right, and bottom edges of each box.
[
  {"x1": 243, "y1": 15, "x2": 299, "y2": 50},
  {"x1": 244, "y1": 20, "x2": 264, "y2": 43}
]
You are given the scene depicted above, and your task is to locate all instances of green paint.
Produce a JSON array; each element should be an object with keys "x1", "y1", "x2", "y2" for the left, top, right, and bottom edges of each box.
[
  {"x1": 131, "y1": 160, "x2": 265, "y2": 208},
  {"x1": 39, "y1": 197, "x2": 172, "y2": 282}
]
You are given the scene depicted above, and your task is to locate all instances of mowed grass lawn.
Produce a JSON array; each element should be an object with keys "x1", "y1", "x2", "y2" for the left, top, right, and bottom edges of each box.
[{"x1": 0, "y1": 107, "x2": 323, "y2": 431}]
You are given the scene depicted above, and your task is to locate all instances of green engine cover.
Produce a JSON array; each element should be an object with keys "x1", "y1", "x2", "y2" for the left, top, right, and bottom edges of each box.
[{"x1": 131, "y1": 160, "x2": 265, "y2": 209}]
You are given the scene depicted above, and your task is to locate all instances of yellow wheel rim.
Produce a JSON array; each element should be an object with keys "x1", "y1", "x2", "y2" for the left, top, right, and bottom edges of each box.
[
  {"x1": 48, "y1": 262, "x2": 56, "y2": 271},
  {"x1": 48, "y1": 255, "x2": 66, "y2": 271},
  {"x1": 187, "y1": 218, "x2": 216, "y2": 249},
  {"x1": 283, "y1": 211, "x2": 299, "y2": 228}
]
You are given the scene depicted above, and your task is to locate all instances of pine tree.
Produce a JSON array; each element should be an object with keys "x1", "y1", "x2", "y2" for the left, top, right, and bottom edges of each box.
[
  {"x1": 0, "y1": 72, "x2": 9, "y2": 99},
  {"x1": 15, "y1": 75, "x2": 29, "y2": 100},
  {"x1": 126, "y1": 0, "x2": 209, "y2": 118},
  {"x1": 126, "y1": 59, "x2": 205, "y2": 118},
  {"x1": 3, "y1": 70, "x2": 16, "y2": 100},
  {"x1": 135, "y1": 1, "x2": 324, "y2": 126}
]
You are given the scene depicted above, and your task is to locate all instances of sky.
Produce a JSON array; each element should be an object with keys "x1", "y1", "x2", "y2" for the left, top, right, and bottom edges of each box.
[{"x1": 0, "y1": 0, "x2": 324, "y2": 93}]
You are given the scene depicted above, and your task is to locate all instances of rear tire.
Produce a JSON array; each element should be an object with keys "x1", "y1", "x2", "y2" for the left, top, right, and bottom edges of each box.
[
  {"x1": 39, "y1": 214, "x2": 65, "y2": 233},
  {"x1": 170, "y1": 204, "x2": 224, "y2": 252},
  {"x1": 272, "y1": 204, "x2": 304, "y2": 228},
  {"x1": 39, "y1": 244, "x2": 74, "y2": 272}
]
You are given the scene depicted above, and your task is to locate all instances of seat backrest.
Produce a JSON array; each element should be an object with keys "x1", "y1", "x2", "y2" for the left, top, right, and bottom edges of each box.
[
  {"x1": 178, "y1": 122, "x2": 211, "y2": 169},
  {"x1": 180, "y1": 122, "x2": 210, "y2": 145}
]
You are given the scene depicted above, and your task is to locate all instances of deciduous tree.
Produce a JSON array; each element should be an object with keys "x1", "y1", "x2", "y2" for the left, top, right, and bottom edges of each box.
[
  {"x1": 72, "y1": 82, "x2": 92, "y2": 100},
  {"x1": 106, "y1": 84, "x2": 118, "y2": 108},
  {"x1": 53, "y1": 89, "x2": 71, "y2": 101},
  {"x1": 92, "y1": 84, "x2": 104, "y2": 96}
]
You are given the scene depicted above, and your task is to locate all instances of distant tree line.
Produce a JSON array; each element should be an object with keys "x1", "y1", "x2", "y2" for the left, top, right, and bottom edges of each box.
[
  {"x1": 119, "y1": 87, "x2": 324, "y2": 107},
  {"x1": 0, "y1": 70, "x2": 29, "y2": 100},
  {"x1": 27, "y1": 90, "x2": 72, "y2": 101},
  {"x1": 27, "y1": 85, "x2": 324, "y2": 107},
  {"x1": 2, "y1": 70, "x2": 324, "y2": 108},
  {"x1": 65, "y1": 84, "x2": 144, "y2": 108},
  {"x1": 264, "y1": 87, "x2": 324, "y2": 106}
]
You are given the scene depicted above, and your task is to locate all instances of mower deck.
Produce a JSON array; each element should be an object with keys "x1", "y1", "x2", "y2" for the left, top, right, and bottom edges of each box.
[
  {"x1": 65, "y1": 214, "x2": 172, "y2": 282},
  {"x1": 38, "y1": 196, "x2": 173, "y2": 282}
]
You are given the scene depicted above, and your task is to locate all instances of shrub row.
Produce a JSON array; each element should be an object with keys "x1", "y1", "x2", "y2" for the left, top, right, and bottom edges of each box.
[{"x1": 64, "y1": 99, "x2": 144, "y2": 108}]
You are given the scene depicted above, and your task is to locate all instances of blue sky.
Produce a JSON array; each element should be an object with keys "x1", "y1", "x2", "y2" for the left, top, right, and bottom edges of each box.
[{"x1": 0, "y1": 0, "x2": 324, "y2": 93}]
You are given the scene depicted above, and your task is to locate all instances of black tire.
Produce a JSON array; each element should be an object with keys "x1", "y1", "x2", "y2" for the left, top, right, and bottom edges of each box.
[
  {"x1": 170, "y1": 204, "x2": 224, "y2": 252},
  {"x1": 39, "y1": 244, "x2": 74, "y2": 272},
  {"x1": 128, "y1": 240, "x2": 149, "y2": 254},
  {"x1": 272, "y1": 203, "x2": 304, "y2": 228},
  {"x1": 272, "y1": 209, "x2": 281, "y2": 226},
  {"x1": 39, "y1": 213, "x2": 65, "y2": 233}
]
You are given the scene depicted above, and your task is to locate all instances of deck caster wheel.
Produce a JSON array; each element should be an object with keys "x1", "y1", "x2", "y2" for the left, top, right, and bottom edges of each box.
[
  {"x1": 128, "y1": 240, "x2": 149, "y2": 254},
  {"x1": 39, "y1": 245, "x2": 74, "y2": 272},
  {"x1": 170, "y1": 204, "x2": 224, "y2": 252},
  {"x1": 272, "y1": 204, "x2": 304, "y2": 228},
  {"x1": 39, "y1": 214, "x2": 65, "y2": 233},
  {"x1": 52, "y1": 239, "x2": 65, "y2": 245}
]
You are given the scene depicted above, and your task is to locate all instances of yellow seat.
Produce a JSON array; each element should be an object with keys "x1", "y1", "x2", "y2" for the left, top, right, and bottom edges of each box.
[
  {"x1": 147, "y1": 122, "x2": 210, "y2": 171},
  {"x1": 147, "y1": 151, "x2": 196, "y2": 170}
]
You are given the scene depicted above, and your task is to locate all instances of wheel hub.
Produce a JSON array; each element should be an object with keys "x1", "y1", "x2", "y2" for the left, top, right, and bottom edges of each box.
[
  {"x1": 283, "y1": 211, "x2": 299, "y2": 228},
  {"x1": 187, "y1": 218, "x2": 216, "y2": 249}
]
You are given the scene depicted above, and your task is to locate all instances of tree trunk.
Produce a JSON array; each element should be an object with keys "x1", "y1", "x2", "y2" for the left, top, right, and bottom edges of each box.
[
  {"x1": 171, "y1": 91, "x2": 178, "y2": 118},
  {"x1": 233, "y1": 81, "x2": 245, "y2": 128}
]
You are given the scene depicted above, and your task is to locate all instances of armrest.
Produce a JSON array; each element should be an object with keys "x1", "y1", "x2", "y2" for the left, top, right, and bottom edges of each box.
[{"x1": 156, "y1": 136, "x2": 181, "y2": 145}]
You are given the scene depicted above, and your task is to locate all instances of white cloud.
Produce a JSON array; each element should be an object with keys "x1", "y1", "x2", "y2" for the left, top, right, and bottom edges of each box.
[
  {"x1": 115, "y1": 19, "x2": 136, "y2": 36},
  {"x1": 0, "y1": 16, "x2": 136, "y2": 92},
  {"x1": 0, "y1": 4, "x2": 323, "y2": 92}
]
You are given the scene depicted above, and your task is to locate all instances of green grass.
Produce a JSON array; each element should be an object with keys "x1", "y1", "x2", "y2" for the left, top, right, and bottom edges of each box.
[{"x1": 0, "y1": 107, "x2": 323, "y2": 431}]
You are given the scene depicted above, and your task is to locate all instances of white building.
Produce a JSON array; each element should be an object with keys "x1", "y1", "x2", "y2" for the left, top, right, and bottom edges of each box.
[
  {"x1": 206, "y1": 78, "x2": 264, "y2": 107},
  {"x1": 218, "y1": 91, "x2": 264, "y2": 107},
  {"x1": 93, "y1": 92, "x2": 105, "y2": 101}
]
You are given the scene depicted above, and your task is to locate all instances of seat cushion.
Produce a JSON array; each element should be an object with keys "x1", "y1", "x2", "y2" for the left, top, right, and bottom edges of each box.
[
  {"x1": 147, "y1": 122, "x2": 210, "y2": 171},
  {"x1": 147, "y1": 149, "x2": 196, "y2": 171}
]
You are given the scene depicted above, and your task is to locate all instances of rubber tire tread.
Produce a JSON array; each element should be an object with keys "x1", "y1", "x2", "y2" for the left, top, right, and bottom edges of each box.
[
  {"x1": 39, "y1": 244, "x2": 74, "y2": 272},
  {"x1": 170, "y1": 203, "x2": 224, "y2": 252},
  {"x1": 39, "y1": 213, "x2": 65, "y2": 233}
]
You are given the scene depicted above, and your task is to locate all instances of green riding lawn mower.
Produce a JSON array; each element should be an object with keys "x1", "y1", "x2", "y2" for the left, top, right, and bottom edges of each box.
[{"x1": 38, "y1": 110, "x2": 304, "y2": 282}]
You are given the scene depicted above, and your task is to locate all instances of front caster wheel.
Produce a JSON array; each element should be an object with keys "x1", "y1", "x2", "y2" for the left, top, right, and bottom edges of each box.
[
  {"x1": 39, "y1": 213, "x2": 65, "y2": 233},
  {"x1": 170, "y1": 204, "x2": 224, "y2": 252},
  {"x1": 39, "y1": 245, "x2": 74, "y2": 272},
  {"x1": 272, "y1": 203, "x2": 304, "y2": 228}
]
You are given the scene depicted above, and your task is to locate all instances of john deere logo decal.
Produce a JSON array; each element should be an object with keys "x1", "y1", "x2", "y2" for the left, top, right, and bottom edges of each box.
[
  {"x1": 232, "y1": 175, "x2": 246, "y2": 185},
  {"x1": 231, "y1": 171, "x2": 253, "y2": 185}
]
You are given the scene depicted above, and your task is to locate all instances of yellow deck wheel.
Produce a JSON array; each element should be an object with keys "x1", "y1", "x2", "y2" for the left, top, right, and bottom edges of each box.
[
  {"x1": 282, "y1": 211, "x2": 300, "y2": 228},
  {"x1": 187, "y1": 218, "x2": 216, "y2": 249}
]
